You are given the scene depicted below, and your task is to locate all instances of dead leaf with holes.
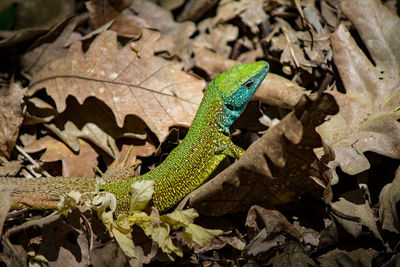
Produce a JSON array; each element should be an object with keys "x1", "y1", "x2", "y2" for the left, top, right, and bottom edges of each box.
[
  {"x1": 186, "y1": 93, "x2": 338, "y2": 216},
  {"x1": 28, "y1": 29, "x2": 205, "y2": 151},
  {"x1": 316, "y1": 0, "x2": 400, "y2": 176}
]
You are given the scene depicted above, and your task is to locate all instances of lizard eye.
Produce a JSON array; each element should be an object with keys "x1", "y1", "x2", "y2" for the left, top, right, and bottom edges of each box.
[
  {"x1": 226, "y1": 104, "x2": 234, "y2": 111},
  {"x1": 245, "y1": 81, "x2": 254, "y2": 88}
]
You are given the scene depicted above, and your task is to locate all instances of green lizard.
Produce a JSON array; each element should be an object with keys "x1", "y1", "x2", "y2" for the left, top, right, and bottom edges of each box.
[{"x1": 1, "y1": 61, "x2": 269, "y2": 214}]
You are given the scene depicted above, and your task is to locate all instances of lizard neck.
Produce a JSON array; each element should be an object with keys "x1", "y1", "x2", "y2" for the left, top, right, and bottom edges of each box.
[{"x1": 188, "y1": 89, "x2": 230, "y2": 137}]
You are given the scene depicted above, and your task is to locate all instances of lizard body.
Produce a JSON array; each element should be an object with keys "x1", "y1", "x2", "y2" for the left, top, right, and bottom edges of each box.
[{"x1": 1, "y1": 61, "x2": 269, "y2": 214}]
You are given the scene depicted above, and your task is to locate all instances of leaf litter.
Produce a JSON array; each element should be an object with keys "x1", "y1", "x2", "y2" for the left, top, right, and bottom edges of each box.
[{"x1": 0, "y1": 0, "x2": 400, "y2": 265}]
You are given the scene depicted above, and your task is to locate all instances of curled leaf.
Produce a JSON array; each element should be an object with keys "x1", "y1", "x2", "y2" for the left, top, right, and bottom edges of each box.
[
  {"x1": 183, "y1": 224, "x2": 223, "y2": 247},
  {"x1": 129, "y1": 180, "x2": 155, "y2": 212},
  {"x1": 160, "y1": 208, "x2": 198, "y2": 227},
  {"x1": 151, "y1": 222, "x2": 183, "y2": 257}
]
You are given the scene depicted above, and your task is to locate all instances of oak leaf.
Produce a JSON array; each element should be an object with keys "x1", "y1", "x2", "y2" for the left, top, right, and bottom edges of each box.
[
  {"x1": 28, "y1": 29, "x2": 205, "y2": 142},
  {"x1": 316, "y1": 0, "x2": 400, "y2": 175}
]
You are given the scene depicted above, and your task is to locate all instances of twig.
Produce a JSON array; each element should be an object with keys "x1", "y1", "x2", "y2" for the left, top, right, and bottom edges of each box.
[{"x1": 15, "y1": 145, "x2": 51, "y2": 178}]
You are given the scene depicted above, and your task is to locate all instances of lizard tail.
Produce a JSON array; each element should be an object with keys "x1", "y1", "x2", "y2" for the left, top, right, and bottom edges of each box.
[{"x1": 0, "y1": 177, "x2": 96, "y2": 210}]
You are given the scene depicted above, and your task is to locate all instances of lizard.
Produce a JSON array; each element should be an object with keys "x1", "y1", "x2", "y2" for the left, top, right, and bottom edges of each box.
[{"x1": 0, "y1": 61, "x2": 269, "y2": 215}]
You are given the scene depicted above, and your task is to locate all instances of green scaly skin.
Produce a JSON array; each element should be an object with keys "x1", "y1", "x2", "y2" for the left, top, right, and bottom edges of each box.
[{"x1": 1, "y1": 61, "x2": 269, "y2": 214}]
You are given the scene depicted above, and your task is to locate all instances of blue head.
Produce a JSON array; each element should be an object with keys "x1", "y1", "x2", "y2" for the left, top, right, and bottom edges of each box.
[{"x1": 207, "y1": 61, "x2": 269, "y2": 134}]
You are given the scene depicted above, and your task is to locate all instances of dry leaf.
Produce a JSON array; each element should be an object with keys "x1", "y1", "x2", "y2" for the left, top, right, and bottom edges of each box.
[
  {"x1": 43, "y1": 96, "x2": 154, "y2": 159},
  {"x1": 0, "y1": 82, "x2": 25, "y2": 158},
  {"x1": 129, "y1": 180, "x2": 154, "y2": 212},
  {"x1": 131, "y1": 0, "x2": 196, "y2": 68},
  {"x1": 109, "y1": 10, "x2": 149, "y2": 38},
  {"x1": 194, "y1": 18, "x2": 238, "y2": 58},
  {"x1": 158, "y1": 0, "x2": 186, "y2": 10},
  {"x1": 267, "y1": 241, "x2": 315, "y2": 267},
  {"x1": 244, "y1": 206, "x2": 312, "y2": 265},
  {"x1": 270, "y1": 18, "x2": 331, "y2": 73},
  {"x1": 177, "y1": 0, "x2": 219, "y2": 22},
  {"x1": 28, "y1": 29, "x2": 205, "y2": 143},
  {"x1": 0, "y1": 185, "x2": 13, "y2": 236},
  {"x1": 215, "y1": 0, "x2": 265, "y2": 29},
  {"x1": 86, "y1": 0, "x2": 132, "y2": 28},
  {"x1": 317, "y1": 248, "x2": 378, "y2": 267},
  {"x1": 245, "y1": 205, "x2": 302, "y2": 241},
  {"x1": 21, "y1": 14, "x2": 87, "y2": 76},
  {"x1": 0, "y1": 160, "x2": 23, "y2": 176},
  {"x1": 188, "y1": 93, "x2": 338, "y2": 216},
  {"x1": 24, "y1": 135, "x2": 98, "y2": 177},
  {"x1": 238, "y1": 0, "x2": 268, "y2": 34},
  {"x1": 331, "y1": 197, "x2": 383, "y2": 241},
  {"x1": 379, "y1": 166, "x2": 400, "y2": 233},
  {"x1": 316, "y1": 0, "x2": 400, "y2": 175}
]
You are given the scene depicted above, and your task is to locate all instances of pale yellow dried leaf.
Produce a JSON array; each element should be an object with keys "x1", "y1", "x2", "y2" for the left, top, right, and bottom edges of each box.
[
  {"x1": 182, "y1": 223, "x2": 223, "y2": 247},
  {"x1": 160, "y1": 208, "x2": 198, "y2": 227},
  {"x1": 129, "y1": 180, "x2": 155, "y2": 212},
  {"x1": 151, "y1": 222, "x2": 183, "y2": 256}
]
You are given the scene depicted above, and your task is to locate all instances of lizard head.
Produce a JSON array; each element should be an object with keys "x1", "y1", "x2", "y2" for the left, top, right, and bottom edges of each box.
[{"x1": 209, "y1": 61, "x2": 269, "y2": 133}]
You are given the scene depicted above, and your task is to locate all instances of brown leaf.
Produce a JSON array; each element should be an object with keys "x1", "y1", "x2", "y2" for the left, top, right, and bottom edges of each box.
[
  {"x1": 21, "y1": 15, "x2": 87, "y2": 76},
  {"x1": 109, "y1": 10, "x2": 149, "y2": 38},
  {"x1": 14, "y1": 0, "x2": 74, "y2": 29},
  {"x1": 317, "y1": 248, "x2": 378, "y2": 267},
  {"x1": 270, "y1": 18, "x2": 331, "y2": 73},
  {"x1": 194, "y1": 18, "x2": 238, "y2": 58},
  {"x1": 330, "y1": 197, "x2": 383, "y2": 241},
  {"x1": 131, "y1": 0, "x2": 196, "y2": 68},
  {"x1": 0, "y1": 160, "x2": 23, "y2": 176},
  {"x1": 158, "y1": 0, "x2": 186, "y2": 10},
  {"x1": 238, "y1": 0, "x2": 267, "y2": 34},
  {"x1": 0, "y1": 185, "x2": 13, "y2": 236},
  {"x1": 90, "y1": 241, "x2": 129, "y2": 267},
  {"x1": 192, "y1": 46, "x2": 309, "y2": 109},
  {"x1": 42, "y1": 96, "x2": 154, "y2": 159},
  {"x1": 177, "y1": 0, "x2": 219, "y2": 22},
  {"x1": 215, "y1": 0, "x2": 266, "y2": 30},
  {"x1": 243, "y1": 207, "x2": 312, "y2": 266},
  {"x1": 86, "y1": 0, "x2": 132, "y2": 28},
  {"x1": 28, "y1": 29, "x2": 205, "y2": 142},
  {"x1": 316, "y1": 0, "x2": 400, "y2": 175},
  {"x1": 24, "y1": 136, "x2": 98, "y2": 177},
  {"x1": 188, "y1": 93, "x2": 338, "y2": 216},
  {"x1": 39, "y1": 220, "x2": 90, "y2": 266},
  {"x1": 0, "y1": 82, "x2": 25, "y2": 158},
  {"x1": 267, "y1": 241, "x2": 315, "y2": 267},
  {"x1": 379, "y1": 166, "x2": 400, "y2": 233},
  {"x1": 245, "y1": 205, "x2": 302, "y2": 241}
]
